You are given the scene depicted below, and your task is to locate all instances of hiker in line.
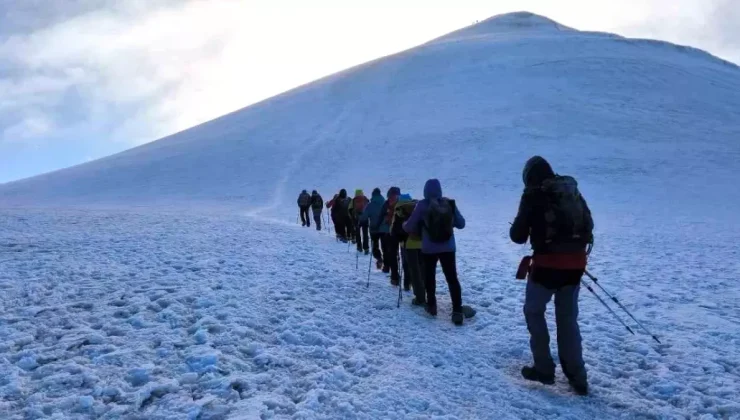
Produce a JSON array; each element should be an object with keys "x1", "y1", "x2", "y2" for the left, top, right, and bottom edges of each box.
[
  {"x1": 403, "y1": 179, "x2": 466, "y2": 325},
  {"x1": 331, "y1": 189, "x2": 351, "y2": 243},
  {"x1": 379, "y1": 186, "x2": 401, "y2": 285},
  {"x1": 310, "y1": 190, "x2": 324, "y2": 231},
  {"x1": 392, "y1": 193, "x2": 424, "y2": 301},
  {"x1": 326, "y1": 192, "x2": 340, "y2": 238},
  {"x1": 365, "y1": 188, "x2": 386, "y2": 269},
  {"x1": 510, "y1": 155, "x2": 593, "y2": 396},
  {"x1": 297, "y1": 190, "x2": 311, "y2": 227},
  {"x1": 350, "y1": 189, "x2": 370, "y2": 254}
]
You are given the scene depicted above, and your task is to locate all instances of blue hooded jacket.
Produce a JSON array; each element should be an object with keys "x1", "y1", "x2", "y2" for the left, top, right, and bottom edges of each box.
[
  {"x1": 364, "y1": 189, "x2": 386, "y2": 233},
  {"x1": 403, "y1": 179, "x2": 465, "y2": 254}
]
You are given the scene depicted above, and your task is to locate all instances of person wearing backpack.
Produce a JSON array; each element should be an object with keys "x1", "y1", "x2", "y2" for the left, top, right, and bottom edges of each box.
[
  {"x1": 392, "y1": 194, "x2": 424, "y2": 300},
  {"x1": 331, "y1": 189, "x2": 352, "y2": 243},
  {"x1": 350, "y1": 189, "x2": 370, "y2": 254},
  {"x1": 510, "y1": 155, "x2": 593, "y2": 396},
  {"x1": 379, "y1": 186, "x2": 401, "y2": 285},
  {"x1": 297, "y1": 190, "x2": 311, "y2": 227},
  {"x1": 326, "y1": 192, "x2": 340, "y2": 238},
  {"x1": 365, "y1": 188, "x2": 386, "y2": 269},
  {"x1": 403, "y1": 179, "x2": 466, "y2": 325},
  {"x1": 310, "y1": 190, "x2": 324, "y2": 231}
]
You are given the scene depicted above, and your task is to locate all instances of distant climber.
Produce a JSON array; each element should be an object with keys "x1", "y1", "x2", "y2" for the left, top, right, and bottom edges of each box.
[
  {"x1": 350, "y1": 189, "x2": 370, "y2": 254},
  {"x1": 310, "y1": 190, "x2": 324, "y2": 231},
  {"x1": 379, "y1": 187, "x2": 401, "y2": 285},
  {"x1": 297, "y1": 190, "x2": 311, "y2": 227},
  {"x1": 365, "y1": 188, "x2": 386, "y2": 269},
  {"x1": 392, "y1": 194, "x2": 423, "y2": 299},
  {"x1": 509, "y1": 155, "x2": 593, "y2": 396},
  {"x1": 331, "y1": 189, "x2": 351, "y2": 242},
  {"x1": 403, "y1": 179, "x2": 466, "y2": 325}
]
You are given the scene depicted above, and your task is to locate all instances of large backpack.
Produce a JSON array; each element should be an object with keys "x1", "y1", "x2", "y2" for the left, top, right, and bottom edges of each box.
[
  {"x1": 312, "y1": 195, "x2": 323, "y2": 210},
  {"x1": 298, "y1": 193, "x2": 310, "y2": 207},
  {"x1": 353, "y1": 196, "x2": 368, "y2": 214},
  {"x1": 540, "y1": 176, "x2": 593, "y2": 245},
  {"x1": 424, "y1": 198, "x2": 455, "y2": 243}
]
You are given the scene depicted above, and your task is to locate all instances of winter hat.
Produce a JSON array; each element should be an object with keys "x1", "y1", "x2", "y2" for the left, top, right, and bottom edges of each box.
[
  {"x1": 339, "y1": 189, "x2": 347, "y2": 198},
  {"x1": 371, "y1": 188, "x2": 382, "y2": 197},
  {"x1": 355, "y1": 189, "x2": 364, "y2": 197},
  {"x1": 312, "y1": 190, "x2": 318, "y2": 195},
  {"x1": 387, "y1": 186, "x2": 401, "y2": 197}
]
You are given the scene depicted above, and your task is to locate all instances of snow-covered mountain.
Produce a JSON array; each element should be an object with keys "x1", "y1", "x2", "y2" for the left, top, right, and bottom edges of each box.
[{"x1": 1, "y1": 12, "x2": 739, "y2": 419}]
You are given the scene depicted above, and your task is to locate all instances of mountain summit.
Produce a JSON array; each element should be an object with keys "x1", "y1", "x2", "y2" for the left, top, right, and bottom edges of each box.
[{"x1": 430, "y1": 11, "x2": 575, "y2": 43}]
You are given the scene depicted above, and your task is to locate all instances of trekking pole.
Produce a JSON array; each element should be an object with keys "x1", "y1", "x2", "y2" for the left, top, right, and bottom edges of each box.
[
  {"x1": 367, "y1": 252, "x2": 372, "y2": 288},
  {"x1": 585, "y1": 270, "x2": 661, "y2": 344},
  {"x1": 356, "y1": 250, "x2": 359, "y2": 270},
  {"x1": 581, "y1": 279, "x2": 635, "y2": 336},
  {"x1": 397, "y1": 244, "x2": 403, "y2": 308}
]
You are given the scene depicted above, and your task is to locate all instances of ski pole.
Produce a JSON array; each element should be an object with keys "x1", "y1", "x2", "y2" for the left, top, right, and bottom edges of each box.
[
  {"x1": 367, "y1": 252, "x2": 372, "y2": 288},
  {"x1": 584, "y1": 270, "x2": 661, "y2": 344},
  {"x1": 581, "y1": 279, "x2": 635, "y2": 336},
  {"x1": 356, "y1": 250, "x2": 359, "y2": 270}
]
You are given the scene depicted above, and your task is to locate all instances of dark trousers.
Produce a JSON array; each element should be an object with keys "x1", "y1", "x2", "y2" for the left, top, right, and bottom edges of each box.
[
  {"x1": 355, "y1": 222, "x2": 369, "y2": 251},
  {"x1": 371, "y1": 233, "x2": 384, "y2": 262},
  {"x1": 344, "y1": 217, "x2": 354, "y2": 241},
  {"x1": 333, "y1": 214, "x2": 345, "y2": 239},
  {"x1": 383, "y1": 236, "x2": 400, "y2": 282},
  {"x1": 299, "y1": 207, "x2": 310, "y2": 226},
  {"x1": 404, "y1": 248, "x2": 424, "y2": 300},
  {"x1": 524, "y1": 268, "x2": 587, "y2": 385},
  {"x1": 423, "y1": 252, "x2": 462, "y2": 312},
  {"x1": 312, "y1": 209, "x2": 322, "y2": 230}
]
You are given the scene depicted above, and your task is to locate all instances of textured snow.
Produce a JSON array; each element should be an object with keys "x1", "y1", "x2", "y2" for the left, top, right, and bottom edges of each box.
[{"x1": 2, "y1": 11, "x2": 740, "y2": 420}]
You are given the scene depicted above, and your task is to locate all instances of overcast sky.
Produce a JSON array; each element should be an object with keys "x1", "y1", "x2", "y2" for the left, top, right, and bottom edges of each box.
[{"x1": 1, "y1": 0, "x2": 738, "y2": 183}]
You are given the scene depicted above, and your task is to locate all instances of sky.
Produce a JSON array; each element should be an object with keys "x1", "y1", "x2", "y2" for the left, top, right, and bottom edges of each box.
[{"x1": 1, "y1": 0, "x2": 738, "y2": 183}]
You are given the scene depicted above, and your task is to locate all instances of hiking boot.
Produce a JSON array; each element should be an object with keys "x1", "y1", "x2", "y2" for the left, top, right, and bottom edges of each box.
[
  {"x1": 568, "y1": 379, "x2": 589, "y2": 396},
  {"x1": 404, "y1": 285, "x2": 411, "y2": 292},
  {"x1": 411, "y1": 297, "x2": 426, "y2": 306},
  {"x1": 521, "y1": 366, "x2": 555, "y2": 385},
  {"x1": 376, "y1": 260, "x2": 383, "y2": 270},
  {"x1": 382, "y1": 266, "x2": 390, "y2": 274},
  {"x1": 425, "y1": 303, "x2": 437, "y2": 316},
  {"x1": 451, "y1": 312, "x2": 464, "y2": 326},
  {"x1": 364, "y1": 249, "x2": 370, "y2": 255},
  {"x1": 390, "y1": 278, "x2": 399, "y2": 286}
]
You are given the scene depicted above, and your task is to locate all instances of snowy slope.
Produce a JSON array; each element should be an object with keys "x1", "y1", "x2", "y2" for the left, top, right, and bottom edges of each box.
[{"x1": 2, "y1": 11, "x2": 740, "y2": 419}]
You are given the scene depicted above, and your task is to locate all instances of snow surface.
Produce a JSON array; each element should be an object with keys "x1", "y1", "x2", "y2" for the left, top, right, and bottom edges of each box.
[{"x1": 1, "y1": 11, "x2": 740, "y2": 420}]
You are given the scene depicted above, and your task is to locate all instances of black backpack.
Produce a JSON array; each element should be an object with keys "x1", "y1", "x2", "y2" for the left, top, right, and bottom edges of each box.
[
  {"x1": 312, "y1": 195, "x2": 323, "y2": 210},
  {"x1": 424, "y1": 198, "x2": 455, "y2": 243},
  {"x1": 298, "y1": 193, "x2": 310, "y2": 207},
  {"x1": 540, "y1": 176, "x2": 593, "y2": 245}
]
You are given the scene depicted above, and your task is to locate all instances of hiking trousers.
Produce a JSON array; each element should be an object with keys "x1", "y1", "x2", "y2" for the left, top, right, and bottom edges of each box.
[
  {"x1": 333, "y1": 214, "x2": 345, "y2": 239},
  {"x1": 383, "y1": 236, "x2": 400, "y2": 282},
  {"x1": 524, "y1": 270, "x2": 587, "y2": 386},
  {"x1": 299, "y1": 206, "x2": 310, "y2": 226},
  {"x1": 312, "y1": 209, "x2": 322, "y2": 230},
  {"x1": 422, "y1": 252, "x2": 462, "y2": 312},
  {"x1": 355, "y1": 222, "x2": 369, "y2": 252},
  {"x1": 404, "y1": 248, "x2": 424, "y2": 301},
  {"x1": 370, "y1": 233, "x2": 384, "y2": 263}
]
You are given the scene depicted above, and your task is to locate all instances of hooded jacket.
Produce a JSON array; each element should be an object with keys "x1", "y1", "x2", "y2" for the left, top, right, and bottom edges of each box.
[
  {"x1": 310, "y1": 191, "x2": 323, "y2": 211},
  {"x1": 510, "y1": 156, "x2": 592, "y2": 270},
  {"x1": 331, "y1": 189, "x2": 350, "y2": 219},
  {"x1": 364, "y1": 189, "x2": 386, "y2": 233},
  {"x1": 403, "y1": 179, "x2": 465, "y2": 254}
]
